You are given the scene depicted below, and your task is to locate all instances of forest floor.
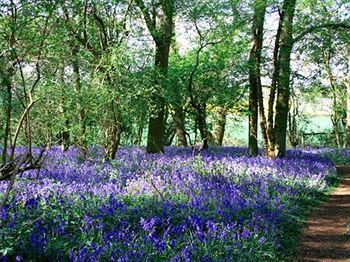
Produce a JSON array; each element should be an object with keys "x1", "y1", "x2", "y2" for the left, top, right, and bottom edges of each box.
[{"x1": 296, "y1": 165, "x2": 350, "y2": 261}]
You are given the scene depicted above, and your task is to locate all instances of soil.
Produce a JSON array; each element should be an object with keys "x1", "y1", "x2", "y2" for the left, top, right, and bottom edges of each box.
[{"x1": 296, "y1": 165, "x2": 350, "y2": 262}]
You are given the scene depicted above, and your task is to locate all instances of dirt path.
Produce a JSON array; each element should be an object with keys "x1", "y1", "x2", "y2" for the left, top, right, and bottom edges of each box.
[{"x1": 296, "y1": 165, "x2": 350, "y2": 262}]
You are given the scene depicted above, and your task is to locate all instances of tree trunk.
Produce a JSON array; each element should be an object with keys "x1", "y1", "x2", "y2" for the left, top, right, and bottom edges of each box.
[
  {"x1": 248, "y1": 0, "x2": 267, "y2": 156},
  {"x1": 147, "y1": 101, "x2": 166, "y2": 153},
  {"x1": 331, "y1": 115, "x2": 341, "y2": 147},
  {"x1": 164, "y1": 111, "x2": 176, "y2": 146},
  {"x1": 60, "y1": 119, "x2": 70, "y2": 152},
  {"x1": 267, "y1": 10, "x2": 284, "y2": 156},
  {"x1": 24, "y1": 113, "x2": 33, "y2": 157},
  {"x1": 165, "y1": 125, "x2": 176, "y2": 146},
  {"x1": 134, "y1": 123, "x2": 144, "y2": 146},
  {"x1": 136, "y1": 0, "x2": 175, "y2": 154},
  {"x1": 325, "y1": 54, "x2": 341, "y2": 148},
  {"x1": 345, "y1": 50, "x2": 350, "y2": 148},
  {"x1": 214, "y1": 107, "x2": 226, "y2": 146},
  {"x1": 1, "y1": 74, "x2": 12, "y2": 164},
  {"x1": 248, "y1": 89, "x2": 258, "y2": 155},
  {"x1": 274, "y1": 0, "x2": 297, "y2": 158},
  {"x1": 197, "y1": 107, "x2": 209, "y2": 150},
  {"x1": 257, "y1": 83, "x2": 270, "y2": 155},
  {"x1": 173, "y1": 107, "x2": 187, "y2": 147},
  {"x1": 58, "y1": 68, "x2": 70, "y2": 153},
  {"x1": 345, "y1": 83, "x2": 350, "y2": 148},
  {"x1": 288, "y1": 95, "x2": 299, "y2": 148},
  {"x1": 104, "y1": 114, "x2": 122, "y2": 160},
  {"x1": 288, "y1": 112, "x2": 298, "y2": 148},
  {"x1": 71, "y1": 49, "x2": 87, "y2": 157},
  {"x1": 146, "y1": 39, "x2": 172, "y2": 153}
]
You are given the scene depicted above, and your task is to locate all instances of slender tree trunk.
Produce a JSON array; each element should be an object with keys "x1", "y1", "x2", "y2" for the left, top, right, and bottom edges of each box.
[
  {"x1": 71, "y1": 49, "x2": 87, "y2": 157},
  {"x1": 345, "y1": 50, "x2": 350, "y2": 148},
  {"x1": 165, "y1": 124, "x2": 176, "y2": 146},
  {"x1": 58, "y1": 68, "x2": 70, "y2": 153},
  {"x1": 248, "y1": 0, "x2": 267, "y2": 156},
  {"x1": 1, "y1": 74, "x2": 12, "y2": 164},
  {"x1": 197, "y1": 107, "x2": 209, "y2": 150},
  {"x1": 214, "y1": 107, "x2": 227, "y2": 146},
  {"x1": 60, "y1": 119, "x2": 70, "y2": 152},
  {"x1": 274, "y1": 0, "x2": 297, "y2": 158},
  {"x1": 257, "y1": 84, "x2": 270, "y2": 155},
  {"x1": 173, "y1": 107, "x2": 187, "y2": 147},
  {"x1": 104, "y1": 112, "x2": 122, "y2": 160},
  {"x1": 331, "y1": 115, "x2": 341, "y2": 147},
  {"x1": 345, "y1": 83, "x2": 350, "y2": 148},
  {"x1": 288, "y1": 94, "x2": 299, "y2": 148},
  {"x1": 134, "y1": 123, "x2": 144, "y2": 146},
  {"x1": 267, "y1": 11, "x2": 284, "y2": 156},
  {"x1": 288, "y1": 112, "x2": 298, "y2": 148},
  {"x1": 248, "y1": 88, "x2": 258, "y2": 155},
  {"x1": 325, "y1": 56, "x2": 341, "y2": 147},
  {"x1": 164, "y1": 111, "x2": 175, "y2": 146},
  {"x1": 24, "y1": 113, "x2": 33, "y2": 159}
]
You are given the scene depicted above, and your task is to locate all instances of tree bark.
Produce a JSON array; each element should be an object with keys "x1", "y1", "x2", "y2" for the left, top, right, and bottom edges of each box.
[
  {"x1": 60, "y1": 119, "x2": 70, "y2": 152},
  {"x1": 257, "y1": 83, "x2": 270, "y2": 155},
  {"x1": 172, "y1": 106, "x2": 187, "y2": 147},
  {"x1": 248, "y1": 86, "x2": 258, "y2": 155},
  {"x1": 214, "y1": 107, "x2": 227, "y2": 146},
  {"x1": 146, "y1": 42, "x2": 170, "y2": 153},
  {"x1": 164, "y1": 121, "x2": 176, "y2": 146},
  {"x1": 104, "y1": 111, "x2": 122, "y2": 160},
  {"x1": 197, "y1": 107, "x2": 209, "y2": 150},
  {"x1": 288, "y1": 98, "x2": 299, "y2": 148},
  {"x1": 134, "y1": 123, "x2": 144, "y2": 146},
  {"x1": 248, "y1": 0, "x2": 267, "y2": 156},
  {"x1": 274, "y1": 0, "x2": 297, "y2": 158}
]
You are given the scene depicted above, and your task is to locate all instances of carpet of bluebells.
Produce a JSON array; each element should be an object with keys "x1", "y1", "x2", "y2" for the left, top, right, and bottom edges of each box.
[{"x1": 0, "y1": 147, "x2": 339, "y2": 261}]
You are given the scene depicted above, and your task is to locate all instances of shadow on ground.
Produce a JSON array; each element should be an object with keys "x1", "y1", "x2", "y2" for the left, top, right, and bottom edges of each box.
[{"x1": 296, "y1": 165, "x2": 350, "y2": 262}]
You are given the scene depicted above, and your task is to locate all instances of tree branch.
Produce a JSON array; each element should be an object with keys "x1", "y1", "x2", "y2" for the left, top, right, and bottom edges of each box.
[
  {"x1": 62, "y1": 4, "x2": 99, "y2": 58},
  {"x1": 92, "y1": 7, "x2": 108, "y2": 50},
  {"x1": 293, "y1": 23, "x2": 350, "y2": 43},
  {"x1": 135, "y1": 0, "x2": 159, "y2": 42}
]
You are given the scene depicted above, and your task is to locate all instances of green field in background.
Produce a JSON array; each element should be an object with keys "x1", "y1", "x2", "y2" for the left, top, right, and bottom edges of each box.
[{"x1": 224, "y1": 115, "x2": 332, "y2": 146}]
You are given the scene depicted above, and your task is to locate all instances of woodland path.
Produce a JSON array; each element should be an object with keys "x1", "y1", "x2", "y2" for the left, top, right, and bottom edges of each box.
[{"x1": 296, "y1": 165, "x2": 350, "y2": 261}]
